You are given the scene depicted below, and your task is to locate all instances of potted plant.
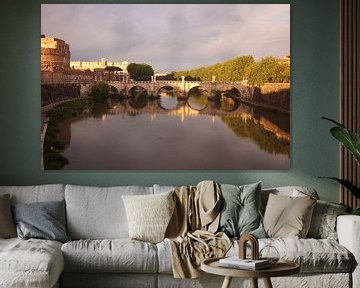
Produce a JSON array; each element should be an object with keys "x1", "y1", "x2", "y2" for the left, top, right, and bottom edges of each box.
[{"x1": 320, "y1": 117, "x2": 360, "y2": 215}]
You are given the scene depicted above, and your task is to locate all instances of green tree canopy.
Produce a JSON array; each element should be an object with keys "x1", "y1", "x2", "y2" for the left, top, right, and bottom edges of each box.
[
  {"x1": 172, "y1": 55, "x2": 290, "y2": 86},
  {"x1": 105, "y1": 66, "x2": 122, "y2": 72},
  {"x1": 90, "y1": 81, "x2": 109, "y2": 102},
  {"x1": 127, "y1": 63, "x2": 154, "y2": 81},
  {"x1": 245, "y1": 57, "x2": 290, "y2": 86},
  {"x1": 174, "y1": 55, "x2": 255, "y2": 82}
]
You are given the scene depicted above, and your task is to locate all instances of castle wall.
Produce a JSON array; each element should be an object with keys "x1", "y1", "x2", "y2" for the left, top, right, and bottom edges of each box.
[{"x1": 41, "y1": 37, "x2": 70, "y2": 72}]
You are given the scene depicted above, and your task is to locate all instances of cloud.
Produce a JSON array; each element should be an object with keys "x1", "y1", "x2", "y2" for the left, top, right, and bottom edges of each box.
[{"x1": 41, "y1": 4, "x2": 290, "y2": 71}]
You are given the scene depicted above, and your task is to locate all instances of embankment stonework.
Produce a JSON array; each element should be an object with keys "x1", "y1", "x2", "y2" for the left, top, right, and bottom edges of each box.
[
  {"x1": 252, "y1": 83, "x2": 290, "y2": 112},
  {"x1": 41, "y1": 84, "x2": 81, "y2": 107}
]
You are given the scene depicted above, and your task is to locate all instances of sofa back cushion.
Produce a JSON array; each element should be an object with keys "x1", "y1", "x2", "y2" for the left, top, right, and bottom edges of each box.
[
  {"x1": 261, "y1": 186, "x2": 319, "y2": 213},
  {"x1": 0, "y1": 184, "x2": 65, "y2": 204},
  {"x1": 65, "y1": 185, "x2": 153, "y2": 239}
]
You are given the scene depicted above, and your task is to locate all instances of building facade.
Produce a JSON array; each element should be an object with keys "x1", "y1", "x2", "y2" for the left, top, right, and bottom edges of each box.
[
  {"x1": 70, "y1": 58, "x2": 129, "y2": 72},
  {"x1": 41, "y1": 35, "x2": 70, "y2": 72}
]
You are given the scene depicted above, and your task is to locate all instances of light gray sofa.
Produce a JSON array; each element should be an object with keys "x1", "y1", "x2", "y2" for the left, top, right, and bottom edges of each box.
[{"x1": 0, "y1": 183, "x2": 359, "y2": 288}]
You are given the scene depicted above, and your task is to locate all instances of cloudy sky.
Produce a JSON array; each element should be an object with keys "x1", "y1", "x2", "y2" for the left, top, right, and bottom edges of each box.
[{"x1": 41, "y1": 4, "x2": 290, "y2": 72}]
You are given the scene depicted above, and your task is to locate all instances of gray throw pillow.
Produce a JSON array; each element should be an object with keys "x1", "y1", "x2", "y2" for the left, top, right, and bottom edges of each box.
[
  {"x1": 12, "y1": 200, "x2": 70, "y2": 243},
  {"x1": 218, "y1": 182, "x2": 266, "y2": 238},
  {"x1": 0, "y1": 194, "x2": 16, "y2": 238},
  {"x1": 307, "y1": 200, "x2": 347, "y2": 240}
]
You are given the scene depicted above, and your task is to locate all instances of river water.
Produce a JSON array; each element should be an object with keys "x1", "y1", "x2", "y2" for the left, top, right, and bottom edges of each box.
[{"x1": 61, "y1": 93, "x2": 290, "y2": 170}]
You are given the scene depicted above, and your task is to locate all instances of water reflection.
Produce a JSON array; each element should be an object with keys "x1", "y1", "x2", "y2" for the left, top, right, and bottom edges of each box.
[
  {"x1": 188, "y1": 94, "x2": 208, "y2": 111},
  {"x1": 60, "y1": 91, "x2": 290, "y2": 170},
  {"x1": 158, "y1": 88, "x2": 178, "y2": 110},
  {"x1": 220, "y1": 94, "x2": 240, "y2": 112},
  {"x1": 107, "y1": 92, "x2": 290, "y2": 156}
]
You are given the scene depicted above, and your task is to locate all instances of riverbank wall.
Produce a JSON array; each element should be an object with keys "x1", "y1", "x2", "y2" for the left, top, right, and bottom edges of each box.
[
  {"x1": 241, "y1": 83, "x2": 290, "y2": 112},
  {"x1": 41, "y1": 84, "x2": 82, "y2": 107},
  {"x1": 251, "y1": 83, "x2": 290, "y2": 112}
]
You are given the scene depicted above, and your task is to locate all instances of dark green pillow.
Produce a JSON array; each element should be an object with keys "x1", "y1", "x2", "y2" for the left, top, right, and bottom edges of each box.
[
  {"x1": 218, "y1": 182, "x2": 266, "y2": 238},
  {"x1": 12, "y1": 200, "x2": 70, "y2": 243}
]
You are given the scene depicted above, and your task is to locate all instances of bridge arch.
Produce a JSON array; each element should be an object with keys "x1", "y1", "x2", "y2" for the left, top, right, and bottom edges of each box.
[
  {"x1": 128, "y1": 85, "x2": 149, "y2": 98},
  {"x1": 157, "y1": 85, "x2": 180, "y2": 96},
  {"x1": 108, "y1": 85, "x2": 119, "y2": 95}
]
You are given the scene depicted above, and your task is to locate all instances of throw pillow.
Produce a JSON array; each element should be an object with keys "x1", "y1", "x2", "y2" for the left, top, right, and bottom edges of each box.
[
  {"x1": 12, "y1": 200, "x2": 70, "y2": 243},
  {"x1": 218, "y1": 182, "x2": 266, "y2": 238},
  {"x1": 263, "y1": 193, "x2": 316, "y2": 238},
  {"x1": 122, "y1": 191, "x2": 175, "y2": 243},
  {"x1": 307, "y1": 200, "x2": 347, "y2": 240},
  {"x1": 0, "y1": 194, "x2": 16, "y2": 238}
]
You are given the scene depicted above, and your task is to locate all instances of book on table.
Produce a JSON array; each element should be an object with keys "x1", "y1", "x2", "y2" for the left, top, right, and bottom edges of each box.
[{"x1": 218, "y1": 257, "x2": 271, "y2": 270}]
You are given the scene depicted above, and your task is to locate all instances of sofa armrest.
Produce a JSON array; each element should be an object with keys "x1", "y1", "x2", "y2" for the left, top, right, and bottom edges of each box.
[{"x1": 337, "y1": 215, "x2": 360, "y2": 288}]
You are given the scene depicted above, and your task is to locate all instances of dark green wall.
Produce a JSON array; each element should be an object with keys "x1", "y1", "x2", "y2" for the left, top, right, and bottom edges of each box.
[{"x1": 0, "y1": 0, "x2": 340, "y2": 202}]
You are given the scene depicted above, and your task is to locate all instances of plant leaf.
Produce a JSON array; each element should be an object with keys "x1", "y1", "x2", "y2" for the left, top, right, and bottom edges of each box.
[
  {"x1": 322, "y1": 116, "x2": 360, "y2": 165},
  {"x1": 321, "y1": 116, "x2": 345, "y2": 127},
  {"x1": 319, "y1": 177, "x2": 360, "y2": 198},
  {"x1": 330, "y1": 126, "x2": 360, "y2": 165}
]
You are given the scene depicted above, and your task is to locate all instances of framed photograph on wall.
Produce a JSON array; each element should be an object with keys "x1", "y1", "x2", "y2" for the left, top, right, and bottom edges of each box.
[{"x1": 40, "y1": 4, "x2": 290, "y2": 170}]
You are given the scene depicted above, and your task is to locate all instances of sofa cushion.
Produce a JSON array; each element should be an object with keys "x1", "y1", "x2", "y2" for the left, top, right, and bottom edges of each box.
[
  {"x1": 0, "y1": 194, "x2": 16, "y2": 238},
  {"x1": 0, "y1": 238, "x2": 63, "y2": 288},
  {"x1": 12, "y1": 200, "x2": 70, "y2": 243},
  {"x1": 61, "y1": 273, "x2": 157, "y2": 288},
  {"x1": 122, "y1": 191, "x2": 175, "y2": 243},
  {"x1": 153, "y1": 184, "x2": 176, "y2": 194},
  {"x1": 261, "y1": 186, "x2": 319, "y2": 213},
  {"x1": 263, "y1": 194, "x2": 316, "y2": 238},
  {"x1": 0, "y1": 184, "x2": 65, "y2": 204},
  {"x1": 218, "y1": 182, "x2": 266, "y2": 238},
  {"x1": 61, "y1": 239, "x2": 158, "y2": 273},
  {"x1": 233, "y1": 238, "x2": 353, "y2": 273},
  {"x1": 307, "y1": 200, "x2": 347, "y2": 240},
  {"x1": 65, "y1": 185, "x2": 153, "y2": 239},
  {"x1": 158, "y1": 237, "x2": 353, "y2": 274}
]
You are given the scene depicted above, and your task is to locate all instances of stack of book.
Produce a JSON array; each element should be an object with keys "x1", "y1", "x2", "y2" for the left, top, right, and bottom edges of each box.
[{"x1": 218, "y1": 257, "x2": 271, "y2": 270}]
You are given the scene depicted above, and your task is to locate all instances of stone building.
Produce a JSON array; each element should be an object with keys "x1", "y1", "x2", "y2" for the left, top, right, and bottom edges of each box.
[
  {"x1": 41, "y1": 35, "x2": 71, "y2": 83},
  {"x1": 41, "y1": 35, "x2": 70, "y2": 72},
  {"x1": 70, "y1": 58, "x2": 129, "y2": 72}
]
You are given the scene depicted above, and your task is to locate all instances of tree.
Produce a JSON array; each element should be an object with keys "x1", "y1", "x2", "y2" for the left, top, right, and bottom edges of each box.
[
  {"x1": 246, "y1": 56, "x2": 289, "y2": 86},
  {"x1": 127, "y1": 63, "x2": 154, "y2": 81},
  {"x1": 104, "y1": 66, "x2": 122, "y2": 72},
  {"x1": 105, "y1": 66, "x2": 122, "y2": 81},
  {"x1": 173, "y1": 55, "x2": 255, "y2": 82},
  {"x1": 90, "y1": 82, "x2": 109, "y2": 102}
]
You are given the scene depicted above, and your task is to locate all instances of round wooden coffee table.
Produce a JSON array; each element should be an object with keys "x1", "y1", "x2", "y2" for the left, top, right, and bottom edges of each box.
[{"x1": 201, "y1": 257, "x2": 300, "y2": 288}]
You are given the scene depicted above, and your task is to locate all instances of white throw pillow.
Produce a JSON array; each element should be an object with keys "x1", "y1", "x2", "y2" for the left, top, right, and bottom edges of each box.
[{"x1": 122, "y1": 191, "x2": 175, "y2": 243}]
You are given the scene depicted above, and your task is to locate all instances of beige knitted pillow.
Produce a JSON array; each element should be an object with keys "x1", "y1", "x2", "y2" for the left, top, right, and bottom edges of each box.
[{"x1": 122, "y1": 191, "x2": 175, "y2": 243}]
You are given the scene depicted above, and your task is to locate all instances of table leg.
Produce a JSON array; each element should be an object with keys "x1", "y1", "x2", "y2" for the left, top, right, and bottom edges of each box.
[
  {"x1": 251, "y1": 278, "x2": 258, "y2": 288},
  {"x1": 263, "y1": 277, "x2": 273, "y2": 288},
  {"x1": 221, "y1": 276, "x2": 233, "y2": 288}
]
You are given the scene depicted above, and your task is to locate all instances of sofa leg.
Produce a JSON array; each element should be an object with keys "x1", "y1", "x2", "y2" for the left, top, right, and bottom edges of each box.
[
  {"x1": 221, "y1": 276, "x2": 232, "y2": 288},
  {"x1": 263, "y1": 277, "x2": 273, "y2": 288},
  {"x1": 251, "y1": 278, "x2": 258, "y2": 288}
]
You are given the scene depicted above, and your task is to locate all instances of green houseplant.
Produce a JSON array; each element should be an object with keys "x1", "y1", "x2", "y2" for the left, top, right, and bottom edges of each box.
[{"x1": 320, "y1": 117, "x2": 360, "y2": 215}]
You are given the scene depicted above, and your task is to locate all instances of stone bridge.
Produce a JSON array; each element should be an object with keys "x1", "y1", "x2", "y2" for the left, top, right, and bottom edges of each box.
[{"x1": 79, "y1": 80, "x2": 254, "y2": 99}]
